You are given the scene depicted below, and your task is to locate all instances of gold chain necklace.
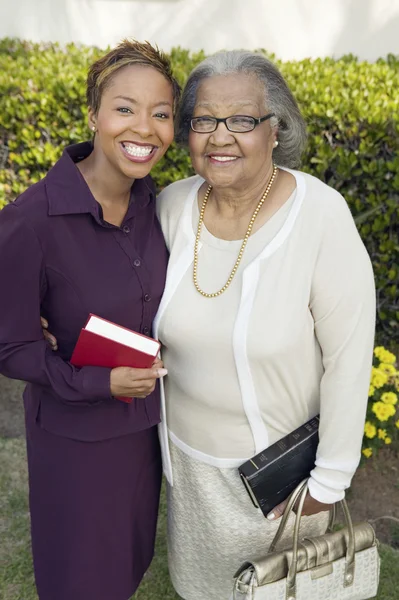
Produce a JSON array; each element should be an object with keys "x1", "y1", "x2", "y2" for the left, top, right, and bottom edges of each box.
[{"x1": 193, "y1": 164, "x2": 278, "y2": 298}]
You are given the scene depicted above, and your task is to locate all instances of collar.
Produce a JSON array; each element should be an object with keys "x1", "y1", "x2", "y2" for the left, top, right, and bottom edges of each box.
[{"x1": 45, "y1": 142, "x2": 155, "y2": 222}]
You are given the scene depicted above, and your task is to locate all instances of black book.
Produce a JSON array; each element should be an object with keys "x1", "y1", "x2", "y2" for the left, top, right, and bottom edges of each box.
[{"x1": 238, "y1": 415, "x2": 319, "y2": 517}]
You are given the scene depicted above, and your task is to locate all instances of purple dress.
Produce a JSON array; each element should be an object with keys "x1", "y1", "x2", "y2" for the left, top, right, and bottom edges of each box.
[{"x1": 0, "y1": 143, "x2": 169, "y2": 600}]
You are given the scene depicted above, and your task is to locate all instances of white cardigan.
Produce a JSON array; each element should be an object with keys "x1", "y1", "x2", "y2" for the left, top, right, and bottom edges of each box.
[{"x1": 153, "y1": 168, "x2": 376, "y2": 504}]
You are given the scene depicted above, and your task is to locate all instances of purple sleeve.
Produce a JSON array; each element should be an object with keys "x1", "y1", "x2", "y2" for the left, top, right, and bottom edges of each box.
[{"x1": 0, "y1": 203, "x2": 112, "y2": 402}]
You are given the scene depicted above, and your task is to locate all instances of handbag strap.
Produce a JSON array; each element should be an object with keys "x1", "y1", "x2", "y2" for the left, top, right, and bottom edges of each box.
[
  {"x1": 268, "y1": 479, "x2": 308, "y2": 553},
  {"x1": 327, "y1": 501, "x2": 337, "y2": 531},
  {"x1": 268, "y1": 479, "x2": 356, "y2": 599}
]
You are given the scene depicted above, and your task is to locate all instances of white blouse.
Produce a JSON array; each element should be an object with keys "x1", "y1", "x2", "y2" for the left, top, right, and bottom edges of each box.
[{"x1": 154, "y1": 168, "x2": 376, "y2": 504}]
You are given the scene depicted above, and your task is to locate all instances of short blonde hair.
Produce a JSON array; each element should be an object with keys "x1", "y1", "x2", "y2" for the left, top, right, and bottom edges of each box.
[{"x1": 87, "y1": 39, "x2": 181, "y2": 114}]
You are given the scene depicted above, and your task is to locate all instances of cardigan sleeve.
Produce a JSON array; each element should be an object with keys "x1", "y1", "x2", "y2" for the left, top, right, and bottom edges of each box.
[
  {"x1": 0, "y1": 202, "x2": 112, "y2": 402},
  {"x1": 308, "y1": 192, "x2": 376, "y2": 504}
]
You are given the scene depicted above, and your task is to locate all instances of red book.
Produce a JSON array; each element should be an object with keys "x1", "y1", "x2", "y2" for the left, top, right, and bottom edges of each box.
[{"x1": 70, "y1": 314, "x2": 160, "y2": 403}]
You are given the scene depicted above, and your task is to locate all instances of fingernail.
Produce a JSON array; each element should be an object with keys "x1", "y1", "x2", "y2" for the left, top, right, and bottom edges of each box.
[
  {"x1": 157, "y1": 368, "x2": 168, "y2": 377},
  {"x1": 267, "y1": 512, "x2": 276, "y2": 521}
]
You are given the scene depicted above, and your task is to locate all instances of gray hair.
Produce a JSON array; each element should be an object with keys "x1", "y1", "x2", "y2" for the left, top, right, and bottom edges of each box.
[{"x1": 176, "y1": 50, "x2": 307, "y2": 168}]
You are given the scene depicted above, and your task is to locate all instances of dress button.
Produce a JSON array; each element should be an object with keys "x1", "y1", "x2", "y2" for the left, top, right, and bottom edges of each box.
[
  {"x1": 143, "y1": 326, "x2": 150, "y2": 335},
  {"x1": 133, "y1": 259, "x2": 141, "y2": 267},
  {"x1": 122, "y1": 225, "x2": 130, "y2": 234},
  {"x1": 144, "y1": 294, "x2": 151, "y2": 302}
]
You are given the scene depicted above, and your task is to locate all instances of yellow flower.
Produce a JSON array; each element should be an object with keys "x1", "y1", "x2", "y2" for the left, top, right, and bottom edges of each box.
[
  {"x1": 395, "y1": 420, "x2": 399, "y2": 429},
  {"x1": 374, "y1": 346, "x2": 396, "y2": 364},
  {"x1": 385, "y1": 437, "x2": 392, "y2": 445},
  {"x1": 379, "y1": 363, "x2": 397, "y2": 376},
  {"x1": 368, "y1": 384, "x2": 375, "y2": 397},
  {"x1": 381, "y1": 392, "x2": 398, "y2": 405},
  {"x1": 372, "y1": 401, "x2": 396, "y2": 421},
  {"x1": 378, "y1": 428, "x2": 387, "y2": 440},
  {"x1": 362, "y1": 448, "x2": 373, "y2": 458},
  {"x1": 364, "y1": 422, "x2": 377, "y2": 438},
  {"x1": 374, "y1": 346, "x2": 385, "y2": 359},
  {"x1": 371, "y1": 367, "x2": 388, "y2": 389}
]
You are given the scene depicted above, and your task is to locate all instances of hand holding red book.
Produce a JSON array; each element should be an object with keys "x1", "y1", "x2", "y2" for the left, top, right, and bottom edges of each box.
[{"x1": 71, "y1": 314, "x2": 165, "y2": 402}]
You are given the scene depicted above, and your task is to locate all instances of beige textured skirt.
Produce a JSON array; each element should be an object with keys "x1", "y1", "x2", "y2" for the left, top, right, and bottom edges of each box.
[{"x1": 167, "y1": 440, "x2": 329, "y2": 600}]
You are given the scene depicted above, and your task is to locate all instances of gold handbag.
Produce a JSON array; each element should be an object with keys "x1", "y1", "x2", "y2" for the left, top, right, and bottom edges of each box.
[{"x1": 233, "y1": 479, "x2": 380, "y2": 600}]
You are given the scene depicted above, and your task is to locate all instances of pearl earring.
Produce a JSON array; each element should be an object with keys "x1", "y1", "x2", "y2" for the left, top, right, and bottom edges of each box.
[
  {"x1": 273, "y1": 140, "x2": 279, "y2": 148},
  {"x1": 91, "y1": 126, "x2": 96, "y2": 132}
]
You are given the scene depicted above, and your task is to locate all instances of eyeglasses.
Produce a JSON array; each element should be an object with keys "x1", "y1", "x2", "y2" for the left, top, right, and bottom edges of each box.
[{"x1": 190, "y1": 113, "x2": 275, "y2": 134}]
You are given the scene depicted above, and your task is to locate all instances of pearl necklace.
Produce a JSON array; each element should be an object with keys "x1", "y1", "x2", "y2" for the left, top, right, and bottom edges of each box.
[{"x1": 193, "y1": 164, "x2": 278, "y2": 298}]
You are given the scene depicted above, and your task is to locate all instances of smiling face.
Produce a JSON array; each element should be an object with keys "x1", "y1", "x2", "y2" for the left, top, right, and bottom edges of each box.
[
  {"x1": 188, "y1": 72, "x2": 277, "y2": 192},
  {"x1": 89, "y1": 64, "x2": 174, "y2": 181}
]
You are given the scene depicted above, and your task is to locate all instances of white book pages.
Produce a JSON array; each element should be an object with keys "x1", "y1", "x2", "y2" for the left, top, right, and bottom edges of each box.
[{"x1": 85, "y1": 316, "x2": 158, "y2": 356}]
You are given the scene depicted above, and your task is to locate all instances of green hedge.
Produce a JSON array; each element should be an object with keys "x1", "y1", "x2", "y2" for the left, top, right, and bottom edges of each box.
[{"x1": 0, "y1": 39, "x2": 398, "y2": 343}]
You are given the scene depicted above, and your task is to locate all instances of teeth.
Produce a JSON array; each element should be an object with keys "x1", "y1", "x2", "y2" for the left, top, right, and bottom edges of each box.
[
  {"x1": 211, "y1": 156, "x2": 237, "y2": 162},
  {"x1": 123, "y1": 143, "x2": 153, "y2": 157}
]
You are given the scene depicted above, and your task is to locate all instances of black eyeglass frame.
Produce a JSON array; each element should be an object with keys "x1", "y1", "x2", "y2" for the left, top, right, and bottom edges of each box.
[{"x1": 190, "y1": 112, "x2": 275, "y2": 133}]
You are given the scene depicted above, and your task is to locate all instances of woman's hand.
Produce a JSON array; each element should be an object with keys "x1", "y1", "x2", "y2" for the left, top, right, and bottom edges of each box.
[
  {"x1": 267, "y1": 493, "x2": 333, "y2": 521},
  {"x1": 41, "y1": 316, "x2": 166, "y2": 398},
  {"x1": 41, "y1": 317, "x2": 58, "y2": 351},
  {"x1": 110, "y1": 360, "x2": 167, "y2": 398}
]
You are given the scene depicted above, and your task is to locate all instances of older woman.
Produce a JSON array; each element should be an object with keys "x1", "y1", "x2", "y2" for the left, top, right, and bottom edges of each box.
[{"x1": 154, "y1": 51, "x2": 375, "y2": 600}]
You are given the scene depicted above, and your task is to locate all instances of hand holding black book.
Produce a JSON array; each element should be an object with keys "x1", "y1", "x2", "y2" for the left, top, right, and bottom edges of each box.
[{"x1": 238, "y1": 416, "x2": 319, "y2": 518}]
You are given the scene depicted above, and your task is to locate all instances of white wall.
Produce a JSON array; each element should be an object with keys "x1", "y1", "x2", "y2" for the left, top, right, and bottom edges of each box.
[{"x1": 1, "y1": 0, "x2": 399, "y2": 60}]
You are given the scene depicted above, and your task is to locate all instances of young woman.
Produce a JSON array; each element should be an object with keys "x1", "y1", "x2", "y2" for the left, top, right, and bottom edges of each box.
[{"x1": 0, "y1": 40, "x2": 180, "y2": 600}]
